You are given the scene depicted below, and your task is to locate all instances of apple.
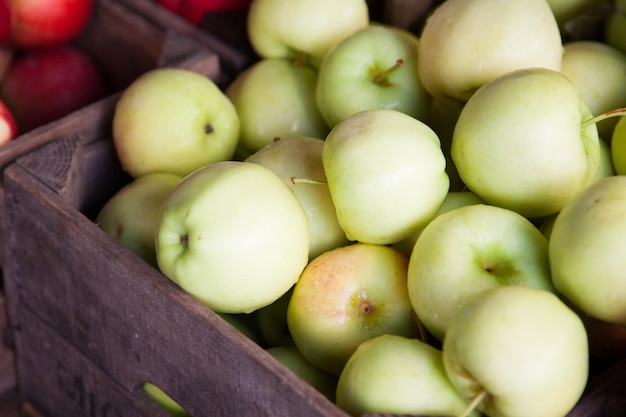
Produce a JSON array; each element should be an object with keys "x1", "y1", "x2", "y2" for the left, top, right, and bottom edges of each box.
[
  {"x1": 323, "y1": 108, "x2": 449, "y2": 245},
  {"x1": 7, "y1": 0, "x2": 94, "y2": 50},
  {"x1": 143, "y1": 383, "x2": 190, "y2": 417},
  {"x1": 287, "y1": 243, "x2": 419, "y2": 376},
  {"x1": 155, "y1": 161, "x2": 309, "y2": 314},
  {"x1": 560, "y1": 40, "x2": 626, "y2": 140},
  {"x1": 451, "y1": 67, "x2": 601, "y2": 218},
  {"x1": 254, "y1": 287, "x2": 294, "y2": 348},
  {"x1": 315, "y1": 23, "x2": 430, "y2": 129},
  {"x1": 605, "y1": 1, "x2": 626, "y2": 55},
  {"x1": 549, "y1": 175, "x2": 626, "y2": 326},
  {"x1": 217, "y1": 312, "x2": 260, "y2": 343},
  {"x1": 96, "y1": 173, "x2": 182, "y2": 268},
  {"x1": 391, "y1": 190, "x2": 484, "y2": 258},
  {"x1": 112, "y1": 67, "x2": 240, "y2": 179},
  {"x1": 0, "y1": 46, "x2": 107, "y2": 132},
  {"x1": 0, "y1": 98, "x2": 19, "y2": 145},
  {"x1": 442, "y1": 286, "x2": 588, "y2": 417},
  {"x1": 407, "y1": 204, "x2": 554, "y2": 342},
  {"x1": 0, "y1": 0, "x2": 10, "y2": 44},
  {"x1": 225, "y1": 58, "x2": 329, "y2": 160},
  {"x1": 596, "y1": 137, "x2": 615, "y2": 179},
  {"x1": 266, "y1": 346, "x2": 338, "y2": 402},
  {"x1": 336, "y1": 334, "x2": 477, "y2": 417},
  {"x1": 246, "y1": 0, "x2": 370, "y2": 69},
  {"x1": 245, "y1": 136, "x2": 350, "y2": 260},
  {"x1": 417, "y1": 0, "x2": 563, "y2": 101},
  {"x1": 611, "y1": 115, "x2": 626, "y2": 174},
  {"x1": 157, "y1": 0, "x2": 252, "y2": 26}
]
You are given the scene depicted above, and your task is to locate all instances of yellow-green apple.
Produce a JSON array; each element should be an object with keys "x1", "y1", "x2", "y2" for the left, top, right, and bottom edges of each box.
[
  {"x1": 417, "y1": 0, "x2": 563, "y2": 102},
  {"x1": 287, "y1": 243, "x2": 418, "y2": 376},
  {"x1": 451, "y1": 67, "x2": 601, "y2": 218},
  {"x1": 336, "y1": 334, "x2": 477, "y2": 417},
  {"x1": 0, "y1": 98, "x2": 18, "y2": 145},
  {"x1": 156, "y1": 161, "x2": 309, "y2": 314},
  {"x1": 143, "y1": 383, "x2": 190, "y2": 417},
  {"x1": 391, "y1": 190, "x2": 484, "y2": 258},
  {"x1": 596, "y1": 138, "x2": 615, "y2": 179},
  {"x1": 442, "y1": 286, "x2": 588, "y2": 417},
  {"x1": 266, "y1": 346, "x2": 338, "y2": 402},
  {"x1": 549, "y1": 175, "x2": 626, "y2": 325},
  {"x1": 7, "y1": 0, "x2": 93, "y2": 49},
  {"x1": 560, "y1": 40, "x2": 626, "y2": 140},
  {"x1": 225, "y1": 58, "x2": 329, "y2": 159},
  {"x1": 407, "y1": 204, "x2": 554, "y2": 342},
  {"x1": 112, "y1": 68, "x2": 239, "y2": 178},
  {"x1": 246, "y1": 0, "x2": 369, "y2": 69},
  {"x1": 246, "y1": 136, "x2": 350, "y2": 260},
  {"x1": 254, "y1": 288, "x2": 294, "y2": 348},
  {"x1": 611, "y1": 115, "x2": 626, "y2": 174},
  {"x1": 1, "y1": 46, "x2": 107, "y2": 132},
  {"x1": 605, "y1": 0, "x2": 626, "y2": 55},
  {"x1": 315, "y1": 23, "x2": 430, "y2": 129},
  {"x1": 323, "y1": 108, "x2": 449, "y2": 245},
  {"x1": 96, "y1": 173, "x2": 182, "y2": 268}
]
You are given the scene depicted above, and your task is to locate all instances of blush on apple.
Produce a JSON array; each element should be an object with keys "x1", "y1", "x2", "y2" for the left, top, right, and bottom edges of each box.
[
  {"x1": 0, "y1": 45, "x2": 108, "y2": 132},
  {"x1": 0, "y1": 0, "x2": 11, "y2": 44},
  {"x1": 157, "y1": 0, "x2": 253, "y2": 26},
  {"x1": 8, "y1": 0, "x2": 94, "y2": 50},
  {"x1": 0, "y1": 98, "x2": 19, "y2": 145}
]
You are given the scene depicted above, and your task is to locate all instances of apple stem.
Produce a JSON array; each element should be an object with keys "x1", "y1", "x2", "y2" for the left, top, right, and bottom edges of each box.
[
  {"x1": 581, "y1": 107, "x2": 626, "y2": 130},
  {"x1": 290, "y1": 177, "x2": 327, "y2": 185},
  {"x1": 457, "y1": 390, "x2": 487, "y2": 417},
  {"x1": 372, "y1": 58, "x2": 404, "y2": 85}
]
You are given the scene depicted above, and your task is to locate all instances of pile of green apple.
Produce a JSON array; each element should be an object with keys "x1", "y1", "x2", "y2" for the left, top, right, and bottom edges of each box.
[{"x1": 95, "y1": 0, "x2": 626, "y2": 416}]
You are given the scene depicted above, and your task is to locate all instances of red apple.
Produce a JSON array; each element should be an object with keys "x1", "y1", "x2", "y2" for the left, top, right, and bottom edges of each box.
[
  {"x1": 0, "y1": 0, "x2": 11, "y2": 44},
  {"x1": 0, "y1": 98, "x2": 19, "y2": 145},
  {"x1": 1, "y1": 46, "x2": 108, "y2": 131},
  {"x1": 8, "y1": 0, "x2": 94, "y2": 49},
  {"x1": 158, "y1": 0, "x2": 252, "y2": 25}
]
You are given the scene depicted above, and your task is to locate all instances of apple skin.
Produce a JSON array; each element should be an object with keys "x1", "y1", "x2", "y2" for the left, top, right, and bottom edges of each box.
[
  {"x1": 610, "y1": 115, "x2": 626, "y2": 175},
  {"x1": 266, "y1": 346, "x2": 338, "y2": 402},
  {"x1": 443, "y1": 286, "x2": 588, "y2": 417},
  {"x1": 408, "y1": 204, "x2": 554, "y2": 342},
  {"x1": 254, "y1": 287, "x2": 295, "y2": 348},
  {"x1": 323, "y1": 108, "x2": 449, "y2": 245},
  {"x1": 246, "y1": 136, "x2": 350, "y2": 260},
  {"x1": 417, "y1": 0, "x2": 562, "y2": 102},
  {"x1": 0, "y1": 0, "x2": 10, "y2": 44},
  {"x1": 0, "y1": 98, "x2": 19, "y2": 145},
  {"x1": 451, "y1": 67, "x2": 600, "y2": 218},
  {"x1": 560, "y1": 40, "x2": 626, "y2": 140},
  {"x1": 112, "y1": 68, "x2": 240, "y2": 179},
  {"x1": 7, "y1": 0, "x2": 93, "y2": 49},
  {"x1": 605, "y1": 7, "x2": 626, "y2": 56},
  {"x1": 315, "y1": 23, "x2": 431, "y2": 129},
  {"x1": 246, "y1": 0, "x2": 369, "y2": 69},
  {"x1": 287, "y1": 243, "x2": 419, "y2": 376},
  {"x1": 157, "y1": 0, "x2": 252, "y2": 26},
  {"x1": 96, "y1": 173, "x2": 182, "y2": 268},
  {"x1": 336, "y1": 334, "x2": 477, "y2": 417},
  {"x1": 0, "y1": 46, "x2": 107, "y2": 132},
  {"x1": 156, "y1": 161, "x2": 310, "y2": 314},
  {"x1": 596, "y1": 137, "x2": 615, "y2": 179},
  {"x1": 225, "y1": 58, "x2": 330, "y2": 160},
  {"x1": 549, "y1": 175, "x2": 626, "y2": 326}
]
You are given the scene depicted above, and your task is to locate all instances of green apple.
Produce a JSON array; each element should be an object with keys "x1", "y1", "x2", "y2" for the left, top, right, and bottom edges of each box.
[
  {"x1": 315, "y1": 23, "x2": 430, "y2": 129},
  {"x1": 442, "y1": 286, "x2": 588, "y2": 417},
  {"x1": 451, "y1": 67, "x2": 601, "y2": 218},
  {"x1": 323, "y1": 108, "x2": 449, "y2": 245},
  {"x1": 605, "y1": 5, "x2": 626, "y2": 55},
  {"x1": 266, "y1": 346, "x2": 338, "y2": 402},
  {"x1": 96, "y1": 173, "x2": 182, "y2": 268},
  {"x1": 246, "y1": 0, "x2": 370, "y2": 69},
  {"x1": 611, "y1": 115, "x2": 626, "y2": 174},
  {"x1": 417, "y1": 0, "x2": 563, "y2": 102},
  {"x1": 246, "y1": 136, "x2": 351, "y2": 260},
  {"x1": 287, "y1": 243, "x2": 419, "y2": 376},
  {"x1": 255, "y1": 287, "x2": 295, "y2": 348},
  {"x1": 560, "y1": 40, "x2": 626, "y2": 140},
  {"x1": 143, "y1": 383, "x2": 190, "y2": 417},
  {"x1": 156, "y1": 161, "x2": 310, "y2": 314},
  {"x1": 391, "y1": 190, "x2": 484, "y2": 258},
  {"x1": 408, "y1": 204, "x2": 554, "y2": 342},
  {"x1": 596, "y1": 137, "x2": 615, "y2": 179},
  {"x1": 113, "y1": 68, "x2": 239, "y2": 178},
  {"x1": 336, "y1": 334, "x2": 477, "y2": 417},
  {"x1": 549, "y1": 175, "x2": 626, "y2": 325},
  {"x1": 225, "y1": 58, "x2": 330, "y2": 160}
]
